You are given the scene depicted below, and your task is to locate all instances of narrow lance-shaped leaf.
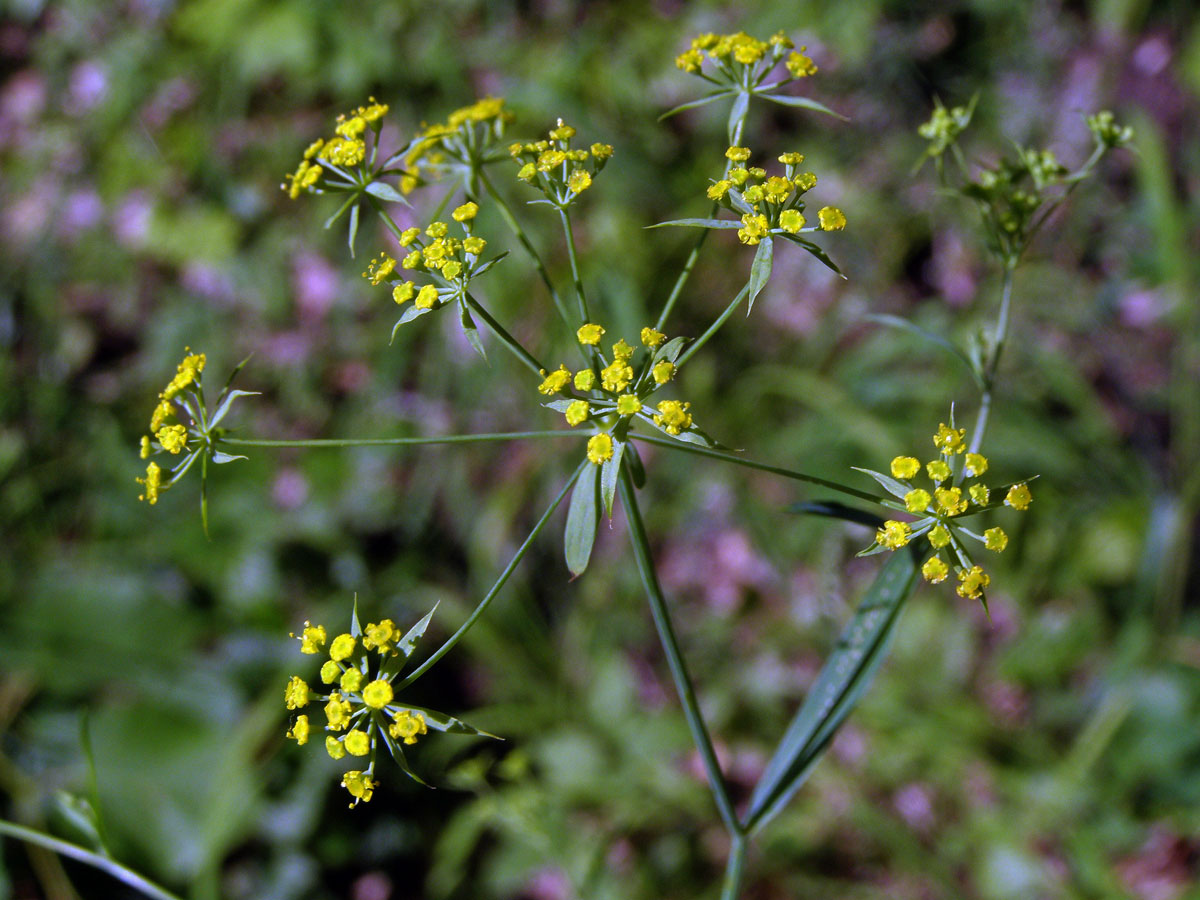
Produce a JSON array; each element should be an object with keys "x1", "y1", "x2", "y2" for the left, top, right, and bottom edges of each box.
[
  {"x1": 564, "y1": 462, "x2": 600, "y2": 577},
  {"x1": 459, "y1": 303, "x2": 487, "y2": 362},
  {"x1": 624, "y1": 439, "x2": 647, "y2": 489},
  {"x1": 778, "y1": 233, "x2": 846, "y2": 279},
  {"x1": 399, "y1": 604, "x2": 438, "y2": 659},
  {"x1": 727, "y1": 90, "x2": 750, "y2": 144},
  {"x1": 865, "y1": 313, "x2": 984, "y2": 388},
  {"x1": 364, "y1": 181, "x2": 411, "y2": 205},
  {"x1": 756, "y1": 91, "x2": 848, "y2": 120},
  {"x1": 646, "y1": 218, "x2": 742, "y2": 230},
  {"x1": 391, "y1": 305, "x2": 434, "y2": 344},
  {"x1": 347, "y1": 201, "x2": 360, "y2": 258},
  {"x1": 747, "y1": 237, "x2": 773, "y2": 313},
  {"x1": 402, "y1": 704, "x2": 500, "y2": 739},
  {"x1": 658, "y1": 89, "x2": 736, "y2": 121},
  {"x1": 600, "y1": 438, "x2": 625, "y2": 519},
  {"x1": 377, "y1": 721, "x2": 429, "y2": 787},
  {"x1": 851, "y1": 466, "x2": 912, "y2": 501},
  {"x1": 744, "y1": 548, "x2": 919, "y2": 833},
  {"x1": 350, "y1": 595, "x2": 362, "y2": 638}
]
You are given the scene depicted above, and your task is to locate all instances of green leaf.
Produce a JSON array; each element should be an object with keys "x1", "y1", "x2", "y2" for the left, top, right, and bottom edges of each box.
[
  {"x1": 364, "y1": 181, "x2": 411, "y2": 205},
  {"x1": 747, "y1": 237, "x2": 773, "y2": 313},
  {"x1": 646, "y1": 218, "x2": 741, "y2": 230},
  {"x1": 403, "y1": 704, "x2": 500, "y2": 739},
  {"x1": 350, "y1": 595, "x2": 362, "y2": 638},
  {"x1": 728, "y1": 90, "x2": 750, "y2": 144},
  {"x1": 471, "y1": 250, "x2": 509, "y2": 277},
  {"x1": 377, "y1": 723, "x2": 429, "y2": 786},
  {"x1": 541, "y1": 398, "x2": 575, "y2": 413},
  {"x1": 347, "y1": 201, "x2": 360, "y2": 258},
  {"x1": 390, "y1": 305, "x2": 434, "y2": 343},
  {"x1": 210, "y1": 450, "x2": 247, "y2": 464},
  {"x1": 324, "y1": 194, "x2": 357, "y2": 230},
  {"x1": 757, "y1": 91, "x2": 848, "y2": 120},
  {"x1": 851, "y1": 467, "x2": 912, "y2": 501},
  {"x1": 744, "y1": 549, "x2": 919, "y2": 832},
  {"x1": 658, "y1": 89, "x2": 736, "y2": 121},
  {"x1": 780, "y1": 234, "x2": 846, "y2": 279},
  {"x1": 600, "y1": 439, "x2": 624, "y2": 519},
  {"x1": 399, "y1": 604, "x2": 437, "y2": 659},
  {"x1": 459, "y1": 304, "x2": 487, "y2": 362},
  {"x1": 564, "y1": 461, "x2": 600, "y2": 577},
  {"x1": 653, "y1": 335, "x2": 689, "y2": 364},
  {"x1": 209, "y1": 389, "x2": 259, "y2": 429},
  {"x1": 791, "y1": 500, "x2": 886, "y2": 528},
  {"x1": 865, "y1": 314, "x2": 983, "y2": 388}
]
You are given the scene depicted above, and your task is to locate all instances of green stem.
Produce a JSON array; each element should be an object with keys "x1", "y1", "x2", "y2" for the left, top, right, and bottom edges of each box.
[
  {"x1": 676, "y1": 284, "x2": 750, "y2": 369},
  {"x1": 0, "y1": 820, "x2": 186, "y2": 900},
  {"x1": 618, "y1": 470, "x2": 742, "y2": 836},
  {"x1": 968, "y1": 262, "x2": 1015, "y2": 457},
  {"x1": 630, "y1": 432, "x2": 884, "y2": 505},
  {"x1": 719, "y1": 834, "x2": 748, "y2": 900},
  {"x1": 222, "y1": 431, "x2": 580, "y2": 449},
  {"x1": 558, "y1": 208, "x2": 591, "y2": 324},
  {"x1": 479, "y1": 170, "x2": 574, "y2": 327},
  {"x1": 396, "y1": 461, "x2": 585, "y2": 690},
  {"x1": 462, "y1": 291, "x2": 549, "y2": 377}
]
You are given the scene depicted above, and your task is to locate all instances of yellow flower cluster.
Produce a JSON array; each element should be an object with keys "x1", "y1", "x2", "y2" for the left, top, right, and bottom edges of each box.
[
  {"x1": 136, "y1": 350, "x2": 206, "y2": 504},
  {"x1": 285, "y1": 615, "x2": 429, "y2": 807},
  {"x1": 706, "y1": 148, "x2": 845, "y2": 246},
  {"x1": 860, "y1": 422, "x2": 1033, "y2": 603},
  {"x1": 511, "y1": 119, "x2": 614, "y2": 208},
  {"x1": 282, "y1": 98, "x2": 389, "y2": 199},
  {"x1": 401, "y1": 97, "x2": 513, "y2": 193},
  {"x1": 675, "y1": 31, "x2": 814, "y2": 78},
  {"x1": 363, "y1": 203, "x2": 494, "y2": 315},
  {"x1": 538, "y1": 324, "x2": 699, "y2": 465}
]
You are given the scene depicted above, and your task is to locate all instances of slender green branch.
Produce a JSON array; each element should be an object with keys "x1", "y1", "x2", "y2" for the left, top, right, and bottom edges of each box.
[
  {"x1": 396, "y1": 461, "x2": 585, "y2": 690},
  {"x1": 630, "y1": 432, "x2": 885, "y2": 505},
  {"x1": 221, "y1": 431, "x2": 583, "y2": 449},
  {"x1": 619, "y1": 470, "x2": 742, "y2": 836},
  {"x1": 0, "y1": 820, "x2": 186, "y2": 900},
  {"x1": 968, "y1": 261, "x2": 1015, "y2": 457},
  {"x1": 462, "y1": 291, "x2": 549, "y2": 377},
  {"x1": 676, "y1": 284, "x2": 750, "y2": 369},
  {"x1": 558, "y1": 208, "x2": 591, "y2": 324},
  {"x1": 479, "y1": 170, "x2": 574, "y2": 327},
  {"x1": 719, "y1": 834, "x2": 748, "y2": 900}
]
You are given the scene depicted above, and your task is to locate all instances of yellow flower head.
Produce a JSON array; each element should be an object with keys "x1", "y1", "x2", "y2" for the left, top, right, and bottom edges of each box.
[
  {"x1": 284, "y1": 676, "x2": 310, "y2": 710},
  {"x1": 984, "y1": 527, "x2": 1008, "y2": 552},
  {"x1": 778, "y1": 152, "x2": 805, "y2": 166},
  {"x1": 464, "y1": 236, "x2": 486, "y2": 255},
  {"x1": 891, "y1": 456, "x2": 921, "y2": 480},
  {"x1": 341, "y1": 770, "x2": 377, "y2": 807},
  {"x1": 786, "y1": 48, "x2": 818, "y2": 78},
  {"x1": 364, "y1": 254, "x2": 397, "y2": 285},
  {"x1": 726, "y1": 146, "x2": 752, "y2": 162},
  {"x1": 451, "y1": 202, "x2": 479, "y2": 222},
  {"x1": 640, "y1": 327, "x2": 666, "y2": 347},
  {"x1": 876, "y1": 520, "x2": 912, "y2": 550},
  {"x1": 779, "y1": 209, "x2": 806, "y2": 233},
  {"x1": 415, "y1": 285, "x2": 439, "y2": 310},
  {"x1": 1005, "y1": 483, "x2": 1032, "y2": 511},
  {"x1": 286, "y1": 715, "x2": 310, "y2": 745},
  {"x1": 926, "y1": 460, "x2": 951, "y2": 483},
  {"x1": 969, "y1": 484, "x2": 990, "y2": 506},
  {"x1": 568, "y1": 169, "x2": 592, "y2": 193},
  {"x1": 676, "y1": 49, "x2": 704, "y2": 72},
  {"x1": 156, "y1": 425, "x2": 187, "y2": 456},
  {"x1": 139, "y1": 435, "x2": 151, "y2": 459},
  {"x1": 737, "y1": 214, "x2": 770, "y2": 245},
  {"x1": 587, "y1": 433, "x2": 614, "y2": 464},
  {"x1": 612, "y1": 339, "x2": 634, "y2": 360},
  {"x1": 933, "y1": 423, "x2": 966, "y2": 455},
  {"x1": 344, "y1": 729, "x2": 371, "y2": 756},
  {"x1": 707, "y1": 180, "x2": 732, "y2": 201},
  {"x1": 325, "y1": 736, "x2": 346, "y2": 760},
  {"x1": 538, "y1": 365, "x2": 572, "y2": 395},
  {"x1": 292, "y1": 622, "x2": 327, "y2": 654},
  {"x1": 928, "y1": 525, "x2": 951, "y2": 549},
  {"x1": 818, "y1": 206, "x2": 847, "y2": 231},
  {"x1": 324, "y1": 693, "x2": 353, "y2": 731},
  {"x1": 363, "y1": 619, "x2": 399, "y2": 654},
  {"x1": 149, "y1": 398, "x2": 173, "y2": 432},
  {"x1": 574, "y1": 369, "x2": 596, "y2": 391},
  {"x1": 565, "y1": 400, "x2": 590, "y2": 427},
  {"x1": 921, "y1": 557, "x2": 949, "y2": 584},
  {"x1": 600, "y1": 359, "x2": 633, "y2": 393},
  {"x1": 956, "y1": 565, "x2": 990, "y2": 600},
  {"x1": 904, "y1": 489, "x2": 931, "y2": 513},
  {"x1": 964, "y1": 453, "x2": 989, "y2": 477},
  {"x1": 577, "y1": 323, "x2": 605, "y2": 345},
  {"x1": 653, "y1": 400, "x2": 693, "y2": 435},
  {"x1": 616, "y1": 394, "x2": 642, "y2": 416},
  {"x1": 652, "y1": 361, "x2": 676, "y2": 384},
  {"x1": 136, "y1": 461, "x2": 163, "y2": 505},
  {"x1": 935, "y1": 486, "x2": 968, "y2": 516},
  {"x1": 329, "y1": 634, "x2": 356, "y2": 661},
  {"x1": 339, "y1": 667, "x2": 364, "y2": 693},
  {"x1": 392, "y1": 282, "x2": 415, "y2": 305},
  {"x1": 389, "y1": 710, "x2": 428, "y2": 745},
  {"x1": 320, "y1": 660, "x2": 341, "y2": 684},
  {"x1": 362, "y1": 679, "x2": 395, "y2": 709}
]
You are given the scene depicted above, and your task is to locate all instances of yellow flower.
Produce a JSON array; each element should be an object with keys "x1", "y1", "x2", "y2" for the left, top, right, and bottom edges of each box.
[
  {"x1": 600, "y1": 360, "x2": 633, "y2": 393},
  {"x1": 402, "y1": 250, "x2": 421, "y2": 269},
  {"x1": 577, "y1": 323, "x2": 605, "y2": 345},
  {"x1": 568, "y1": 170, "x2": 592, "y2": 193},
  {"x1": 587, "y1": 433, "x2": 614, "y2": 464},
  {"x1": 612, "y1": 339, "x2": 634, "y2": 359},
  {"x1": 329, "y1": 633, "x2": 356, "y2": 661},
  {"x1": 340, "y1": 668, "x2": 364, "y2": 692},
  {"x1": 341, "y1": 770, "x2": 377, "y2": 807},
  {"x1": 517, "y1": 162, "x2": 537, "y2": 181},
  {"x1": 574, "y1": 369, "x2": 596, "y2": 391},
  {"x1": 764, "y1": 176, "x2": 792, "y2": 203},
  {"x1": 324, "y1": 693, "x2": 353, "y2": 731},
  {"x1": 737, "y1": 214, "x2": 770, "y2": 245},
  {"x1": 452, "y1": 202, "x2": 479, "y2": 222},
  {"x1": 538, "y1": 365, "x2": 572, "y2": 395},
  {"x1": 292, "y1": 622, "x2": 327, "y2": 654},
  {"x1": 155, "y1": 425, "x2": 187, "y2": 454},
  {"x1": 778, "y1": 152, "x2": 805, "y2": 166},
  {"x1": 392, "y1": 282, "x2": 415, "y2": 305},
  {"x1": 640, "y1": 327, "x2": 666, "y2": 347},
  {"x1": 929, "y1": 525, "x2": 951, "y2": 549},
  {"x1": 935, "y1": 486, "x2": 968, "y2": 516},
  {"x1": 921, "y1": 557, "x2": 949, "y2": 584},
  {"x1": 286, "y1": 715, "x2": 310, "y2": 745},
  {"x1": 653, "y1": 400, "x2": 692, "y2": 435},
  {"x1": 426, "y1": 221, "x2": 448, "y2": 239},
  {"x1": 344, "y1": 729, "x2": 371, "y2": 756},
  {"x1": 139, "y1": 435, "x2": 151, "y2": 459},
  {"x1": 320, "y1": 660, "x2": 340, "y2": 684},
  {"x1": 284, "y1": 676, "x2": 310, "y2": 710},
  {"x1": 794, "y1": 172, "x2": 817, "y2": 192},
  {"x1": 149, "y1": 398, "x2": 173, "y2": 432},
  {"x1": 904, "y1": 489, "x2": 931, "y2": 513},
  {"x1": 964, "y1": 453, "x2": 988, "y2": 477},
  {"x1": 707, "y1": 180, "x2": 732, "y2": 200},
  {"x1": 565, "y1": 400, "x2": 590, "y2": 427},
  {"x1": 955, "y1": 565, "x2": 990, "y2": 600},
  {"x1": 616, "y1": 394, "x2": 642, "y2": 416},
  {"x1": 325, "y1": 736, "x2": 346, "y2": 760},
  {"x1": 818, "y1": 207, "x2": 847, "y2": 231},
  {"x1": 891, "y1": 456, "x2": 920, "y2": 479},
  {"x1": 363, "y1": 619, "x2": 399, "y2": 654},
  {"x1": 415, "y1": 285, "x2": 439, "y2": 309},
  {"x1": 779, "y1": 209, "x2": 806, "y2": 233},
  {"x1": 933, "y1": 423, "x2": 966, "y2": 455},
  {"x1": 362, "y1": 679, "x2": 395, "y2": 709},
  {"x1": 136, "y1": 461, "x2": 163, "y2": 505},
  {"x1": 876, "y1": 520, "x2": 912, "y2": 549},
  {"x1": 926, "y1": 460, "x2": 951, "y2": 482},
  {"x1": 399, "y1": 226, "x2": 422, "y2": 246},
  {"x1": 984, "y1": 527, "x2": 1008, "y2": 552},
  {"x1": 1005, "y1": 483, "x2": 1032, "y2": 511},
  {"x1": 464, "y1": 236, "x2": 486, "y2": 255},
  {"x1": 676, "y1": 48, "x2": 704, "y2": 72},
  {"x1": 786, "y1": 48, "x2": 818, "y2": 77},
  {"x1": 969, "y1": 484, "x2": 990, "y2": 505},
  {"x1": 590, "y1": 143, "x2": 614, "y2": 161},
  {"x1": 364, "y1": 254, "x2": 397, "y2": 285},
  {"x1": 726, "y1": 146, "x2": 752, "y2": 162},
  {"x1": 652, "y1": 361, "x2": 676, "y2": 384},
  {"x1": 389, "y1": 710, "x2": 428, "y2": 745}
]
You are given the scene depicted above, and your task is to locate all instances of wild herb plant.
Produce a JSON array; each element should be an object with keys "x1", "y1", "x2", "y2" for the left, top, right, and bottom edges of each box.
[{"x1": 0, "y1": 28, "x2": 1131, "y2": 900}]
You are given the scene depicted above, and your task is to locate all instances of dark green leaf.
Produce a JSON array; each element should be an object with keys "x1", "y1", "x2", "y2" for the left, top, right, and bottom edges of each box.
[
  {"x1": 390, "y1": 305, "x2": 434, "y2": 343},
  {"x1": 403, "y1": 704, "x2": 500, "y2": 739},
  {"x1": 747, "y1": 237, "x2": 773, "y2": 313},
  {"x1": 653, "y1": 335, "x2": 689, "y2": 364},
  {"x1": 364, "y1": 181, "x2": 410, "y2": 205},
  {"x1": 744, "y1": 549, "x2": 919, "y2": 832},
  {"x1": 377, "y1": 723, "x2": 429, "y2": 786},
  {"x1": 399, "y1": 605, "x2": 437, "y2": 659},
  {"x1": 791, "y1": 501, "x2": 886, "y2": 528},
  {"x1": 459, "y1": 304, "x2": 487, "y2": 362},
  {"x1": 851, "y1": 466, "x2": 912, "y2": 500},
  {"x1": 778, "y1": 233, "x2": 845, "y2": 278},
  {"x1": 564, "y1": 461, "x2": 600, "y2": 577},
  {"x1": 646, "y1": 218, "x2": 741, "y2": 230},
  {"x1": 600, "y1": 439, "x2": 624, "y2": 518},
  {"x1": 757, "y1": 92, "x2": 847, "y2": 120},
  {"x1": 471, "y1": 251, "x2": 509, "y2": 277}
]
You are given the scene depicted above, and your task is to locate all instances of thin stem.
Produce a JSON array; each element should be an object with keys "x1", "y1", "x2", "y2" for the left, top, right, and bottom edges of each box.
[
  {"x1": 396, "y1": 462, "x2": 585, "y2": 690},
  {"x1": 676, "y1": 284, "x2": 750, "y2": 369},
  {"x1": 619, "y1": 469, "x2": 742, "y2": 835},
  {"x1": 968, "y1": 262, "x2": 1015, "y2": 457},
  {"x1": 558, "y1": 208, "x2": 591, "y2": 324},
  {"x1": 0, "y1": 820, "x2": 186, "y2": 900},
  {"x1": 719, "y1": 834, "x2": 748, "y2": 900},
  {"x1": 479, "y1": 170, "x2": 574, "y2": 327},
  {"x1": 462, "y1": 291, "x2": 548, "y2": 377},
  {"x1": 222, "y1": 431, "x2": 581, "y2": 449},
  {"x1": 630, "y1": 432, "x2": 885, "y2": 505}
]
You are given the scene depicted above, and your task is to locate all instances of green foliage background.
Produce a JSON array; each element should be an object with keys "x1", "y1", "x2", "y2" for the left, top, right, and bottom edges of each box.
[{"x1": 1, "y1": 0, "x2": 1199, "y2": 898}]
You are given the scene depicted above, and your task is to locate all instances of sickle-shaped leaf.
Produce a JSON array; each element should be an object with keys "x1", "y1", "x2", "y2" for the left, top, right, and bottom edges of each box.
[
  {"x1": 747, "y1": 237, "x2": 773, "y2": 313},
  {"x1": 564, "y1": 462, "x2": 600, "y2": 577},
  {"x1": 390, "y1": 305, "x2": 435, "y2": 343},
  {"x1": 756, "y1": 92, "x2": 847, "y2": 120},
  {"x1": 744, "y1": 548, "x2": 919, "y2": 833}
]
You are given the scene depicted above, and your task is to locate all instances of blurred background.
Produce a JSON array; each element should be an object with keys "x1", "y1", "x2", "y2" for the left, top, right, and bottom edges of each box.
[{"x1": 1, "y1": 0, "x2": 1198, "y2": 898}]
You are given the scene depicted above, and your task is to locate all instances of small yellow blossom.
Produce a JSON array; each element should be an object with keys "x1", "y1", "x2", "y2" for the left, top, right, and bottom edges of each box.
[
  {"x1": 676, "y1": 49, "x2": 704, "y2": 72},
  {"x1": 612, "y1": 339, "x2": 634, "y2": 359},
  {"x1": 324, "y1": 693, "x2": 353, "y2": 731},
  {"x1": 329, "y1": 633, "x2": 356, "y2": 661},
  {"x1": 139, "y1": 435, "x2": 151, "y2": 459},
  {"x1": 452, "y1": 202, "x2": 479, "y2": 222},
  {"x1": 876, "y1": 520, "x2": 912, "y2": 549},
  {"x1": 929, "y1": 525, "x2": 951, "y2": 549},
  {"x1": 574, "y1": 369, "x2": 596, "y2": 391},
  {"x1": 984, "y1": 527, "x2": 1008, "y2": 552},
  {"x1": 587, "y1": 433, "x2": 614, "y2": 464},
  {"x1": 794, "y1": 172, "x2": 817, "y2": 192},
  {"x1": 325, "y1": 736, "x2": 346, "y2": 760},
  {"x1": 440, "y1": 260, "x2": 462, "y2": 280},
  {"x1": 344, "y1": 729, "x2": 371, "y2": 756},
  {"x1": 933, "y1": 423, "x2": 966, "y2": 455},
  {"x1": 362, "y1": 679, "x2": 395, "y2": 709},
  {"x1": 415, "y1": 285, "x2": 439, "y2": 309},
  {"x1": 568, "y1": 170, "x2": 592, "y2": 193},
  {"x1": 590, "y1": 143, "x2": 614, "y2": 161},
  {"x1": 538, "y1": 365, "x2": 572, "y2": 395},
  {"x1": 150, "y1": 399, "x2": 173, "y2": 432},
  {"x1": 320, "y1": 660, "x2": 340, "y2": 684},
  {"x1": 565, "y1": 400, "x2": 590, "y2": 426},
  {"x1": 363, "y1": 620, "x2": 399, "y2": 654},
  {"x1": 292, "y1": 622, "x2": 326, "y2": 654},
  {"x1": 818, "y1": 207, "x2": 847, "y2": 231},
  {"x1": 426, "y1": 221, "x2": 448, "y2": 239},
  {"x1": 640, "y1": 327, "x2": 666, "y2": 347},
  {"x1": 922, "y1": 557, "x2": 949, "y2": 584},
  {"x1": 969, "y1": 484, "x2": 990, "y2": 505},
  {"x1": 904, "y1": 489, "x2": 931, "y2": 513},
  {"x1": 393, "y1": 282, "x2": 415, "y2": 305},
  {"x1": 653, "y1": 400, "x2": 693, "y2": 435},
  {"x1": 786, "y1": 48, "x2": 818, "y2": 77},
  {"x1": 340, "y1": 668, "x2": 364, "y2": 693},
  {"x1": 577, "y1": 323, "x2": 605, "y2": 345},
  {"x1": 891, "y1": 456, "x2": 921, "y2": 479},
  {"x1": 517, "y1": 162, "x2": 537, "y2": 181},
  {"x1": 601, "y1": 360, "x2": 634, "y2": 393},
  {"x1": 956, "y1": 565, "x2": 990, "y2": 600},
  {"x1": 402, "y1": 250, "x2": 422, "y2": 269},
  {"x1": 341, "y1": 771, "x2": 377, "y2": 807},
  {"x1": 364, "y1": 254, "x2": 396, "y2": 285},
  {"x1": 285, "y1": 676, "x2": 310, "y2": 710},
  {"x1": 286, "y1": 715, "x2": 310, "y2": 745},
  {"x1": 738, "y1": 213, "x2": 770, "y2": 245},
  {"x1": 389, "y1": 710, "x2": 428, "y2": 745},
  {"x1": 652, "y1": 361, "x2": 676, "y2": 384},
  {"x1": 935, "y1": 486, "x2": 968, "y2": 516},
  {"x1": 464, "y1": 236, "x2": 486, "y2": 254},
  {"x1": 778, "y1": 152, "x2": 805, "y2": 166},
  {"x1": 964, "y1": 453, "x2": 988, "y2": 477},
  {"x1": 398, "y1": 227, "x2": 421, "y2": 247},
  {"x1": 616, "y1": 394, "x2": 642, "y2": 416},
  {"x1": 726, "y1": 146, "x2": 752, "y2": 162},
  {"x1": 156, "y1": 424, "x2": 187, "y2": 455},
  {"x1": 927, "y1": 460, "x2": 951, "y2": 482},
  {"x1": 1005, "y1": 483, "x2": 1032, "y2": 511},
  {"x1": 779, "y1": 209, "x2": 806, "y2": 233},
  {"x1": 707, "y1": 180, "x2": 732, "y2": 200}
]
